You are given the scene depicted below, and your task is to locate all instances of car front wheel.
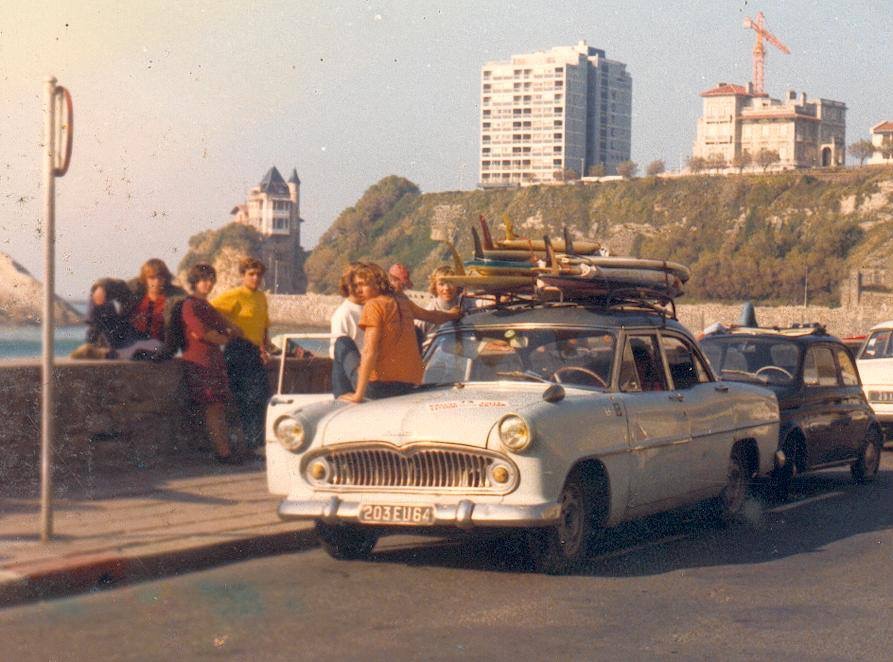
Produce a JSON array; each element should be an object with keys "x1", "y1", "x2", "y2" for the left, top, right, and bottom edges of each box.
[
  {"x1": 315, "y1": 521, "x2": 379, "y2": 560},
  {"x1": 851, "y1": 427, "x2": 882, "y2": 484},
  {"x1": 528, "y1": 469, "x2": 605, "y2": 574}
]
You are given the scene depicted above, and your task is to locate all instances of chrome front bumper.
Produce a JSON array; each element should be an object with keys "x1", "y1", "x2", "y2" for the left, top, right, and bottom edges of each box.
[{"x1": 278, "y1": 496, "x2": 561, "y2": 529}]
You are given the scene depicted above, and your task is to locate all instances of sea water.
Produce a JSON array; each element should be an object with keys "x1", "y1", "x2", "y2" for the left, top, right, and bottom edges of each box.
[
  {"x1": 0, "y1": 325, "x2": 87, "y2": 359},
  {"x1": 0, "y1": 324, "x2": 330, "y2": 360}
]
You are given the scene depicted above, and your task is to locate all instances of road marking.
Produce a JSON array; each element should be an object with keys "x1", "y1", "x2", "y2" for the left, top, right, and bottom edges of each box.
[{"x1": 769, "y1": 491, "x2": 844, "y2": 513}]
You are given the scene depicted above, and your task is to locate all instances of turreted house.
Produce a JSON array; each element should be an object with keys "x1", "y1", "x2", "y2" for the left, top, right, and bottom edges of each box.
[{"x1": 230, "y1": 166, "x2": 307, "y2": 293}]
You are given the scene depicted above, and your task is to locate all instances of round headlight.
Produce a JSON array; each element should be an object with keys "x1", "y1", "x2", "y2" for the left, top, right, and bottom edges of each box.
[
  {"x1": 274, "y1": 416, "x2": 306, "y2": 451},
  {"x1": 307, "y1": 458, "x2": 331, "y2": 484},
  {"x1": 498, "y1": 414, "x2": 532, "y2": 453}
]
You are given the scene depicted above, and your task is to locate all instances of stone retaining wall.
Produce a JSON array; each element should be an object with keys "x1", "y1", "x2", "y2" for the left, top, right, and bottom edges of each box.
[
  {"x1": 270, "y1": 293, "x2": 893, "y2": 338},
  {"x1": 676, "y1": 302, "x2": 893, "y2": 337},
  {"x1": 0, "y1": 357, "x2": 332, "y2": 481}
]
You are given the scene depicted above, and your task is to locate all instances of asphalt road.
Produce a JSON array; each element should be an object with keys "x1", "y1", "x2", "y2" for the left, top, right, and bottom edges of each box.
[{"x1": 3, "y1": 454, "x2": 892, "y2": 661}]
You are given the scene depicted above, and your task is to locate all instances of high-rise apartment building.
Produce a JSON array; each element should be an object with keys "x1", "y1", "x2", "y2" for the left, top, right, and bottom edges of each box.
[{"x1": 479, "y1": 41, "x2": 632, "y2": 187}]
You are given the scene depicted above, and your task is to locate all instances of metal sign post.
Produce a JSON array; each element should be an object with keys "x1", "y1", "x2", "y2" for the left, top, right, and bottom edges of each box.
[{"x1": 40, "y1": 77, "x2": 73, "y2": 542}]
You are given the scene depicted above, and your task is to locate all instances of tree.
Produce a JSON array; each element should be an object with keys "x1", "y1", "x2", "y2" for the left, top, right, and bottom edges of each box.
[
  {"x1": 706, "y1": 153, "x2": 727, "y2": 173},
  {"x1": 645, "y1": 159, "x2": 666, "y2": 177},
  {"x1": 616, "y1": 160, "x2": 638, "y2": 179},
  {"x1": 731, "y1": 150, "x2": 752, "y2": 173},
  {"x1": 552, "y1": 168, "x2": 579, "y2": 182},
  {"x1": 687, "y1": 155, "x2": 707, "y2": 174},
  {"x1": 755, "y1": 148, "x2": 780, "y2": 172},
  {"x1": 587, "y1": 163, "x2": 606, "y2": 178},
  {"x1": 848, "y1": 139, "x2": 875, "y2": 166}
]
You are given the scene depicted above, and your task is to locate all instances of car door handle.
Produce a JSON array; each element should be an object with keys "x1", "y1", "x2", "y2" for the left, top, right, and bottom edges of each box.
[
  {"x1": 714, "y1": 384, "x2": 729, "y2": 392},
  {"x1": 668, "y1": 392, "x2": 685, "y2": 402}
]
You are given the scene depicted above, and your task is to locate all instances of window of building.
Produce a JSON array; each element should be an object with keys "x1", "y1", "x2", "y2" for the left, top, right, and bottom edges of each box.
[
  {"x1": 483, "y1": 96, "x2": 490, "y2": 104},
  {"x1": 482, "y1": 147, "x2": 490, "y2": 154},
  {"x1": 554, "y1": 132, "x2": 562, "y2": 140},
  {"x1": 554, "y1": 107, "x2": 563, "y2": 114},
  {"x1": 483, "y1": 84, "x2": 491, "y2": 92},
  {"x1": 554, "y1": 120, "x2": 563, "y2": 127},
  {"x1": 482, "y1": 122, "x2": 490, "y2": 129},
  {"x1": 553, "y1": 145, "x2": 562, "y2": 153},
  {"x1": 553, "y1": 158, "x2": 562, "y2": 166}
]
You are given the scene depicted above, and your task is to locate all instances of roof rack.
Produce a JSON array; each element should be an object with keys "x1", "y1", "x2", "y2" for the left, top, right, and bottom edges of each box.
[{"x1": 463, "y1": 286, "x2": 678, "y2": 321}]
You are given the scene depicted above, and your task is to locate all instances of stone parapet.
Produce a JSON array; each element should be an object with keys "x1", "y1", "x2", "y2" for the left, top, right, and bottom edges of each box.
[{"x1": 0, "y1": 357, "x2": 332, "y2": 482}]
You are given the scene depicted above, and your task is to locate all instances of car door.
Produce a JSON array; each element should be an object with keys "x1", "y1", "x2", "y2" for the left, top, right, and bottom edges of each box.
[
  {"x1": 800, "y1": 345, "x2": 843, "y2": 466},
  {"x1": 659, "y1": 333, "x2": 735, "y2": 500},
  {"x1": 618, "y1": 332, "x2": 693, "y2": 513},
  {"x1": 832, "y1": 346, "x2": 871, "y2": 460}
]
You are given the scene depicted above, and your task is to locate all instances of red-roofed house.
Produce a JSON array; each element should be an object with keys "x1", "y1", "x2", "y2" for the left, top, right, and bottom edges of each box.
[
  {"x1": 867, "y1": 121, "x2": 893, "y2": 165},
  {"x1": 692, "y1": 82, "x2": 847, "y2": 171}
]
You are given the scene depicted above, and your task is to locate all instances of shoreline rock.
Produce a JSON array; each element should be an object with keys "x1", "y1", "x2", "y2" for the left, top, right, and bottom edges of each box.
[{"x1": 0, "y1": 252, "x2": 83, "y2": 326}]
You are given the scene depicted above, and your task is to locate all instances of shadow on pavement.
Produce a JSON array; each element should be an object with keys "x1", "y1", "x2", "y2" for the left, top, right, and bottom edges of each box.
[
  {"x1": 367, "y1": 466, "x2": 893, "y2": 577},
  {"x1": 0, "y1": 448, "x2": 264, "y2": 503}
]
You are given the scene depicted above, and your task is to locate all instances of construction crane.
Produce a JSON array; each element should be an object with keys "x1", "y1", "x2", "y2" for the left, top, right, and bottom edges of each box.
[{"x1": 743, "y1": 11, "x2": 790, "y2": 95}]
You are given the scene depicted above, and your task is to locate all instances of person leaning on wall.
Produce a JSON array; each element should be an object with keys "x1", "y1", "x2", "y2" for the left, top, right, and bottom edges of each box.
[
  {"x1": 211, "y1": 256, "x2": 273, "y2": 455},
  {"x1": 181, "y1": 262, "x2": 244, "y2": 464},
  {"x1": 72, "y1": 258, "x2": 186, "y2": 360}
]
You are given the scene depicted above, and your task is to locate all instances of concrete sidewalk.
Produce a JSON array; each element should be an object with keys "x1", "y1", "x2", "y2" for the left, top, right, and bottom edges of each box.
[{"x1": 0, "y1": 452, "x2": 316, "y2": 607}]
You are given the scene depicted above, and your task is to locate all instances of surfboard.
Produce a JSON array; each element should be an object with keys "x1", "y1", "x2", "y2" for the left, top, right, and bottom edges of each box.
[{"x1": 440, "y1": 274, "x2": 535, "y2": 292}]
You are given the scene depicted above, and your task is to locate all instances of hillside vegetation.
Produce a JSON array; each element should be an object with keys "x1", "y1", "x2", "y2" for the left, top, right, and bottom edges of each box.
[{"x1": 303, "y1": 168, "x2": 893, "y2": 305}]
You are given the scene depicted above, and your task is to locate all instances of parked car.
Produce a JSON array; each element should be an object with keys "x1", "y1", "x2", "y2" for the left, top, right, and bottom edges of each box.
[
  {"x1": 701, "y1": 324, "x2": 882, "y2": 501},
  {"x1": 266, "y1": 301, "x2": 780, "y2": 573},
  {"x1": 856, "y1": 320, "x2": 893, "y2": 443}
]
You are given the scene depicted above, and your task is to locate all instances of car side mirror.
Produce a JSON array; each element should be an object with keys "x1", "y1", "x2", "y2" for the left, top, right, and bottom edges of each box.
[{"x1": 542, "y1": 383, "x2": 566, "y2": 403}]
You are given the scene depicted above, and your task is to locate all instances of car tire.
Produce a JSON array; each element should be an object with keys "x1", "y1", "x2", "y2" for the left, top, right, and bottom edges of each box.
[
  {"x1": 528, "y1": 469, "x2": 605, "y2": 575},
  {"x1": 719, "y1": 448, "x2": 752, "y2": 523},
  {"x1": 851, "y1": 427, "x2": 882, "y2": 484},
  {"x1": 770, "y1": 435, "x2": 798, "y2": 503},
  {"x1": 315, "y1": 521, "x2": 379, "y2": 560}
]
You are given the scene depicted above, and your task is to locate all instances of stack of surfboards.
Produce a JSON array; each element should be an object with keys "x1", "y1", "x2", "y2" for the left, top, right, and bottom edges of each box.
[{"x1": 435, "y1": 215, "x2": 690, "y2": 302}]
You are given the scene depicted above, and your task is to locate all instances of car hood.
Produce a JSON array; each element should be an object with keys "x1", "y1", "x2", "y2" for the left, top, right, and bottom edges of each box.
[{"x1": 315, "y1": 383, "x2": 558, "y2": 448}]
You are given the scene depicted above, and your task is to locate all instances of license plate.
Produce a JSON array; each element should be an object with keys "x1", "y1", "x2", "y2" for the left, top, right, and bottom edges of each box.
[{"x1": 358, "y1": 504, "x2": 435, "y2": 526}]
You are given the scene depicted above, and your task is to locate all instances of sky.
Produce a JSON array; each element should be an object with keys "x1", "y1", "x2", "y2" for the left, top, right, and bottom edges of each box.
[{"x1": 1, "y1": 1, "x2": 891, "y2": 298}]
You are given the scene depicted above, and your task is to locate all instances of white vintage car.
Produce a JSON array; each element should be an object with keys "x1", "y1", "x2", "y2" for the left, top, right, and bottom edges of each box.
[
  {"x1": 266, "y1": 303, "x2": 779, "y2": 573},
  {"x1": 856, "y1": 320, "x2": 893, "y2": 442}
]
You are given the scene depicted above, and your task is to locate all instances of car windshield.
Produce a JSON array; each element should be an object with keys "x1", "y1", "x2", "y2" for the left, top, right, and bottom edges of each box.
[
  {"x1": 423, "y1": 327, "x2": 616, "y2": 389},
  {"x1": 701, "y1": 336, "x2": 800, "y2": 386},
  {"x1": 859, "y1": 330, "x2": 893, "y2": 360}
]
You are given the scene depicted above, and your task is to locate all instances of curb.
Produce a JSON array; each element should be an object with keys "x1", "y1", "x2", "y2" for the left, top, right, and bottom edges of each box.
[{"x1": 0, "y1": 527, "x2": 319, "y2": 609}]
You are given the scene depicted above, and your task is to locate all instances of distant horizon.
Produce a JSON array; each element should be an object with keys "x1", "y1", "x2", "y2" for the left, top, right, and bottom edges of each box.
[{"x1": 2, "y1": 2, "x2": 890, "y2": 298}]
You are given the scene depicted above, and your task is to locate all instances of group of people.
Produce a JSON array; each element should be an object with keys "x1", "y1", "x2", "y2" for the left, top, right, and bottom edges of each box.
[
  {"x1": 76, "y1": 257, "x2": 471, "y2": 464},
  {"x1": 75, "y1": 257, "x2": 272, "y2": 465},
  {"x1": 329, "y1": 262, "x2": 471, "y2": 401}
]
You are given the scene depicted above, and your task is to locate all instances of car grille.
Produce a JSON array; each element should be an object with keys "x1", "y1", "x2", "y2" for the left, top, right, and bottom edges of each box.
[
  {"x1": 308, "y1": 443, "x2": 516, "y2": 494},
  {"x1": 868, "y1": 390, "x2": 893, "y2": 403}
]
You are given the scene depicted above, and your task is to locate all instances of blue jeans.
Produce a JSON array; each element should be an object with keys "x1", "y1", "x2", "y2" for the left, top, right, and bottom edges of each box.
[
  {"x1": 331, "y1": 336, "x2": 361, "y2": 397},
  {"x1": 365, "y1": 381, "x2": 415, "y2": 400}
]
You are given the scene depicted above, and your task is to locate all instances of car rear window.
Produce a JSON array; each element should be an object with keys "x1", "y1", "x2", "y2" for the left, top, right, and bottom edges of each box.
[{"x1": 859, "y1": 330, "x2": 893, "y2": 360}]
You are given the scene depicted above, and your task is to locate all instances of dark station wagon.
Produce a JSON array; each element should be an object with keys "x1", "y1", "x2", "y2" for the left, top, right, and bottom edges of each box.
[{"x1": 701, "y1": 324, "x2": 883, "y2": 500}]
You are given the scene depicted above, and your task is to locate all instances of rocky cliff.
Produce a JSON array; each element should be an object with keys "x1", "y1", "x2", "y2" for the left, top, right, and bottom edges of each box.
[
  {"x1": 303, "y1": 167, "x2": 893, "y2": 306},
  {"x1": 0, "y1": 252, "x2": 82, "y2": 326}
]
